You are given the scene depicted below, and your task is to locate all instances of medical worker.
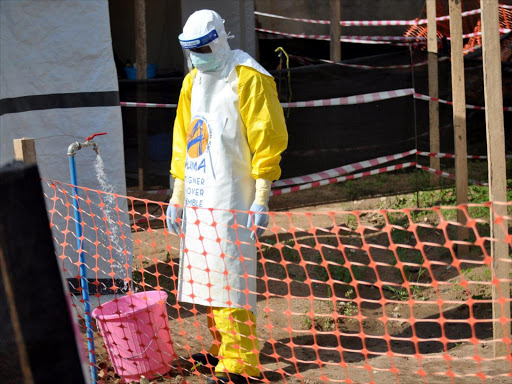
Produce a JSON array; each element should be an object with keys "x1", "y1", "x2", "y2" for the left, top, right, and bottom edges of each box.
[{"x1": 166, "y1": 9, "x2": 288, "y2": 384}]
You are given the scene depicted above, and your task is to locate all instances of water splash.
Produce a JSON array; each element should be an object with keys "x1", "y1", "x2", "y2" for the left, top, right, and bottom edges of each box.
[{"x1": 94, "y1": 154, "x2": 128, "y2": 291}]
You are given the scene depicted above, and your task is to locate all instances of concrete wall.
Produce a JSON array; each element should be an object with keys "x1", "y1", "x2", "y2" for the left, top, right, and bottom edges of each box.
[{"x1": 255, "y1": 0, "x2": 426, "y2": 36}]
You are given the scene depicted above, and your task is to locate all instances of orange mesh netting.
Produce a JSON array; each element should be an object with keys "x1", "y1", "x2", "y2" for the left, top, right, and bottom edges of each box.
[
  {"x1": 463, "y1": 7, "x2": 512, "y2": 53},
  {"x1": 404, "y1": 2, "x2": 512, "y2": 56},
  {"x1": 43, "y1": 179, "x2": 512, "y2": 384}
]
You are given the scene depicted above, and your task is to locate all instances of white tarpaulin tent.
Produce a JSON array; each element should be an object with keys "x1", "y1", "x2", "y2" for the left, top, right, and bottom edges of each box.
[{"x1": 0, "y1": 0, "x2": 132, "y2": 293}]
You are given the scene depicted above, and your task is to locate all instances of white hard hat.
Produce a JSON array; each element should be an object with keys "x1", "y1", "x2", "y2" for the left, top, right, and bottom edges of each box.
[
  {"x1": 179, "y1": 10, "x2": 232, "y2": 72},
  {"x1": 179, "y1": 10, "x2": 226, "y2": 49}
]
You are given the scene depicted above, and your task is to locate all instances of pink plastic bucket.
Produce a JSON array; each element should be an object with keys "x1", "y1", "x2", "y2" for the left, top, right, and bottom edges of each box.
[{"x1": 92, "y1": 291, "x2": 175, "y2": 382}]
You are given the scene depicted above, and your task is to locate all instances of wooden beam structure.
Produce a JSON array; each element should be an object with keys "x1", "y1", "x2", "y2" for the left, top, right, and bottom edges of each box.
[
  {"x1": 427, "y1": 0, "x2": 440, "y2": 185},
  {"x1": 135, "y1": 0, "x2": 148, "y2": 191},
  {"x1": 480, "y1": 0, "x2": 510, "y2": 357},
  {"x1": 329, "y1": 0, "x2": 341, "y2": 62},
  {"x1": 13, "y1": 138, "x2": 37, "y2": 164},
  {"x1": 448, "y1": 0, "x2": 469, "y2": 255}
]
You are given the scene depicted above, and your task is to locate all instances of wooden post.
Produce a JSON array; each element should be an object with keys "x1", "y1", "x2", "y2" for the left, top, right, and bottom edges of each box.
[
  {"x1": 135, "y1": 0, "x2": 148, "y2": 191},
  {"x1": 448, "y1": 0, "x2": 469, "y2": 255},
  {"x1": 330, "y1": 0, "x2": 341, "y2": 62},
  {"x1": 13, "y1": 138, "x2": 37, "y2": 164},
  {"x1": 427, "y1": 0, "x2": 440, "y2": 185},
  {"x1": 135, "y1": 0, "x2": 147, "y2": 83},
  {"x1": 480, "y1": 0, "x2": 510, "y2": 357}
]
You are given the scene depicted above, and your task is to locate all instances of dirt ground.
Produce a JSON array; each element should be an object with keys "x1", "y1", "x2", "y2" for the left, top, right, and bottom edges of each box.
[{"x1": 85, "y1": 187, "x2": 512, "y2": 384}]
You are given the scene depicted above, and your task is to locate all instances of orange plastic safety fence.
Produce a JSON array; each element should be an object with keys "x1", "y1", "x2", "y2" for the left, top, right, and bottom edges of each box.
[
  {"x1": 463, "y1": 8, "x2": 512, "y2": 53},
  {"x1": 42, "y1": 179, "x2": 512, "y2": 384},
  {"x1": 404, "y1": 3, "x2": 512, "y2": 56}
]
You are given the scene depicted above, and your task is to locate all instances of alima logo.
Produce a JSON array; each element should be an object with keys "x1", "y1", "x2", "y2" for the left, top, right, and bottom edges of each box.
[{"x1": 187, "y1": 117, "x2": 210, "y2": 158}]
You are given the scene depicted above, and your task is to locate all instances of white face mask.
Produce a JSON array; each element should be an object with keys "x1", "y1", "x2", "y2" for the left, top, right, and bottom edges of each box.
[{"x1": 190, "y1": 51, "x2": 223, "y2": 72}]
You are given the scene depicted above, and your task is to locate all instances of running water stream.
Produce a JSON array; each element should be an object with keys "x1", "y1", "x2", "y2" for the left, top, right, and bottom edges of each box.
[{"x1": 94, "y1": 153, "x2": 128, "y2": 290}]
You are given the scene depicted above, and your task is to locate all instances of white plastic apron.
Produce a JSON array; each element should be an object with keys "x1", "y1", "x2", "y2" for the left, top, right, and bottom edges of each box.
[{"x1": 177, "y1": 51, "x2": 270, "y2": 313}]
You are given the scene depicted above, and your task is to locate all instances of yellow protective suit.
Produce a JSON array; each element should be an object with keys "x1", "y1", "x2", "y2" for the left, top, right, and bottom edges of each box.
[
  {"x1": 208, "y1": 307, "x2": 260, "y2": 377},
  {"x1": 171, "y1": 65, "x2": 287, "y2": 377},
  {"x1": 171, "y1": 66, "x2": 288, "y2": 182}
]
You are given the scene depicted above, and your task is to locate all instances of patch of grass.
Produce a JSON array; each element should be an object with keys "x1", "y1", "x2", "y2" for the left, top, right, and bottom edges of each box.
[
  {"x1": 346, "y1": 214, "x2": 358, "y2": 230},
  {"x1": 301, "y1": 315, "x2": 313, "y2": 330},
  {"x1": 385, "y1": 285, "x2": 409, "y2": 301},
  {"x1": 391, "y1": 228, "x2": 411, "y2": 244},
  {"x1": 314, "y1": 315, "x2": 335, "y2": 331},
  {"x1": 329, "y1": 264, "x2": 351, "y2": 283},
  {"x1": 341, "y1": 302, "x2": 358, "y2": 317},
  {"x1": 461, "y1": 267, "x2": 492, "y2": 282},
  {"x1": 351, "y1": 265, "x2": 368, "y2": 281},
  {"x1": 314, "y1": 265, "x2": 329, "y2": 282},
  {"x1": 282, "y1": 240, "x2": 300, "y2": 263},
  {"x1": 339, "y1": 289, "x2": 358, "y2": 317},
  {"x1": 462, "y1": 268, "x2": 473, "y2": 277}
]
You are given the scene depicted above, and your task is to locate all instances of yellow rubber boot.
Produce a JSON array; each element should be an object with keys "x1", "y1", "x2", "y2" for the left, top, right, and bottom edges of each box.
[
  {"x1": 212, "y1": 307, "x2": 260, "y2": 378},
  {"x1": 207, "y1": 307, "x2": 222, "y2": 357}
]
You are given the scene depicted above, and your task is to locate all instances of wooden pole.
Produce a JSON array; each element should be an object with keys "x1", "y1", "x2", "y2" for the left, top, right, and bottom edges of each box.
[
  {"x1": 427, "y1": 0, "x2": 440, "y2": 185},
  {"x1": 480, "y1": 0, "x2": 510, "y2": 357},
  {"x1": 135, "y1": 0, "x2": 147, "y2": 83},
  {"x1": 13, "y1": 138, "x2": 37, "y2": 164},
  {"x1": 330, "y1": 0, "x2": 341, "y2": 62},
  {"x1": 135, "y1": 0, "x2": 148, "y2": 191},
  {"x1": 448, "y1": 0, "x2": 469, "y2": 255}
]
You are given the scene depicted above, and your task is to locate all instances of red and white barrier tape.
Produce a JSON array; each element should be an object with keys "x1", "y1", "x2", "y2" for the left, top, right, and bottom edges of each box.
[
  {"x1": 120, "y1": 91, "x2": 512, "y2": 111},
  {"x1": 129, "y1": 161, "x2": 490, "y2": 226},
  {"x1": 289, "y1": 54, "x2": 450, "y2": 69},
  {"x1": 256, "y1": 27, "x2": 509, "y2": 44},
  {"x1": 413, "y1": 92, "x2": 512, "y2": 111},
  {"x1": 281, "y1": 88, "x2": 414, "y2": 108},
  {"x1": 500, "y1": 4, "x2": 512, "y2": 9},
  {"x1": 128, "y1": 146, "x2": 510, "y2": 199},
  {"x1": 347, "y1": 35, "x2": 426, "y2": 42},
  {"x1": 121, "y1": 88, "x2": 413, "y2": 110},
  {"x1": 463, "y1": 44, "x2": 483, "y2": 54},
  {"x1": 120, "y1": 101, "x2": 177, "y2": 108},
  {"x1": 271, "y1": 162, "x2": 417, "y2": 196},
  {"x1": 254, "y1": 7, "x2": 484, "y2": 26},
  {"x1": 455, "y1": 28, "x2": 512, "y2": 40},
  {"x1": 255, "y1": 28, "x2": 421, "y2": 45},
  {"x1": 273, "y1": 149, "x2": 418, "y2": 187},
  {"x1": 416, "y1": 150, "x2": 512, "y2": 159},
  {"x1": 415, "y1": 164, "x2": 488, "y2": 186}
]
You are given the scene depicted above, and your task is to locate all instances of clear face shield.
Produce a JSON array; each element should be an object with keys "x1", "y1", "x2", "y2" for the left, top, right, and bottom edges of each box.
[{"x1": 179, "y1": 29, "x2": 222, "y2": 73}]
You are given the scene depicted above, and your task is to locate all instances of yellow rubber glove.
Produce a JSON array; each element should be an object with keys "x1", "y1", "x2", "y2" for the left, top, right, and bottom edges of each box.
[
  {"x1": 253, "y1": 179, "x2": 272, "y2": 208},
  {"x1": 247, "y1": 179, "x2": 272, "y2": 240}
]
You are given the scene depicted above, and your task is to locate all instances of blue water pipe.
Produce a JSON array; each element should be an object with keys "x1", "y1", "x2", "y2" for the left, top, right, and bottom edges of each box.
[{"x1": 67, "y1": 133, "x2": 106, "y2": 384}]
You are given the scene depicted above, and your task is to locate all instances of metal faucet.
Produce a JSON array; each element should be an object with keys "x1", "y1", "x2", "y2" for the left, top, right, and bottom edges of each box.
[{"x1": 67, "y1": 132, "x2": 107, "y2": 156}]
